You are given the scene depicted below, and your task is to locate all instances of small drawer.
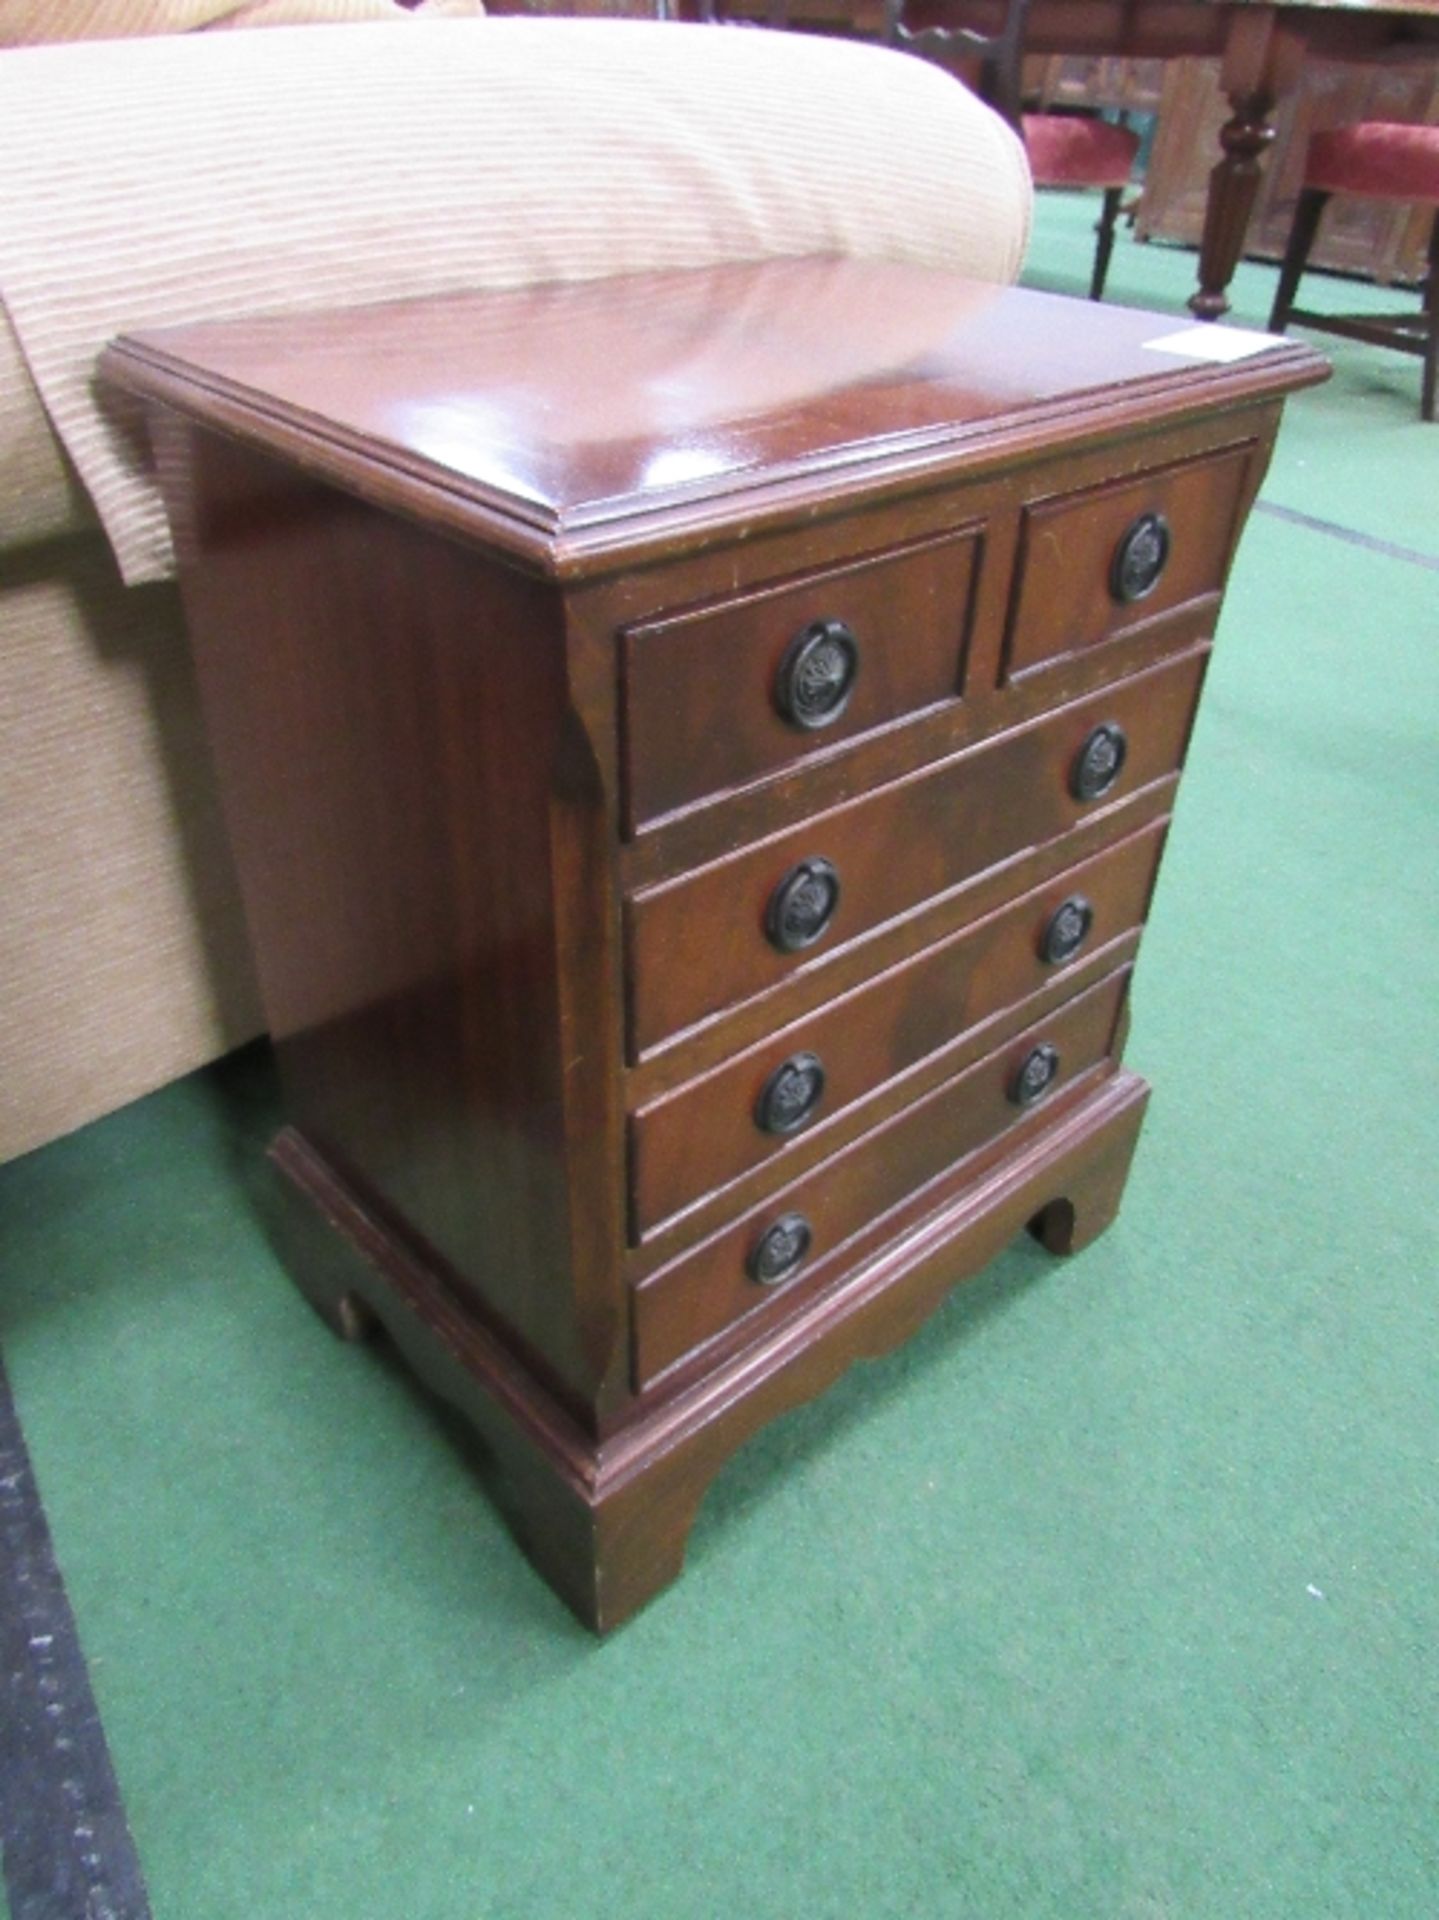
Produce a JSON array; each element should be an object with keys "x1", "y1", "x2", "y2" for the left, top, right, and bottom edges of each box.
[
  {"x1": 1002, "y1": 441, "x2": 1255, "y2": 682},
  {"x1": 631, "y1": 966, "x2": 1130, "y2": 1388},
  {"x1": 629, "y1": 817, "x2": 1166, "y2": 1237},
  {"x1": 621, "y1": 528, "x2": 980, "y2": 832},
  {"x1": 626, "y1": 647, "x2": 1203, "y2": 1058}
]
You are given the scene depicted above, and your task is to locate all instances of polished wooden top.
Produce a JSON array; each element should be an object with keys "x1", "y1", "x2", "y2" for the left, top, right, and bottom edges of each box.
[
  {"x1": 746, "y1": 0, "x2": 1439, "y2": 53},
  {"x1": 105, "y1": 256, "x2": 1327, "y2": 575}
]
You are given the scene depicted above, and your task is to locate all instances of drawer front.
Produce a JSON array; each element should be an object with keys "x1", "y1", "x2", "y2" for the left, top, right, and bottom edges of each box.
[
  {"x1": 632, "y1": 966, "x2": 1130, "y2": 1388},
  {"x1": 629, "y1": 817, "x2": 1166, "y2": 1238},
  {"x1": 627, "y1": 647, "x2": 1203, "y2": 1057},
  {"x1": 1003, "y1": 441, "x2": 1254, "y2": 682},
  {"x1": 622, "y1": 528, "x2": 979, "y2": 831}
]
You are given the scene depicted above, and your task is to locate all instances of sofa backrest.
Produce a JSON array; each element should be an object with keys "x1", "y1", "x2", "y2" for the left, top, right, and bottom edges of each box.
[{"x1": 0, "y1": 18, "x2": 1030, "y2": 578}]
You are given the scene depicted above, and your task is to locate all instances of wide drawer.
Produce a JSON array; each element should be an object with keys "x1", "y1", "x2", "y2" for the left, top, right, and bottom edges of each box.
[
  {"x1": 632, "y1": 965, "x2": 1130, "y2": 1389},
  {"x1": 1003, "y1": 440, "x2": 1255, "y2": 682},
  {"x1": 629, "y1": 816, "x2": 1166, "y2": 1238},
  {"x1": 621, "y1": 527, "x2": 980, "y2": 832},
  {"x1": 626, "y1": 646, "x2": 1203, "y2": 1057}
]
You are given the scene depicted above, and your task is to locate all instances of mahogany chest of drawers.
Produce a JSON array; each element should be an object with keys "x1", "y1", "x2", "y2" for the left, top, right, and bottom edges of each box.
[{"x1": 104, "y1": 258, "x2": 1325, "y2": 1630}]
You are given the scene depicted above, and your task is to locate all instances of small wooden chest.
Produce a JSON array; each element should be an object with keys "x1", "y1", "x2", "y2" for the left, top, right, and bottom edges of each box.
[{"x1": 104, "y1": 259, "x2": 1326, "y2": 1629}]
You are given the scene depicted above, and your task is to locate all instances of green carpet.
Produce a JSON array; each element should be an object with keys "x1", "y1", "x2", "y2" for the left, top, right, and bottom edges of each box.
[{"x1": 3, "y1": 198, "x2": 1438, "y2": 1920}]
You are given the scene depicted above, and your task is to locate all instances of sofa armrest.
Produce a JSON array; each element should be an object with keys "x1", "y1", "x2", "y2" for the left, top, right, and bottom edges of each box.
[
  {"x1": 0, "y1": 303, "x2": 94, "y2": 550},
  {"x1": 0, "y1": 18, "x2": 1029, "y2": 582}
]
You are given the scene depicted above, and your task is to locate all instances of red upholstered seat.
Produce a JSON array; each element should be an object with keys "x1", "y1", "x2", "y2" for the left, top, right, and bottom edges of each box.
[
  {"x1": 1022, "y1": 113, "x2": 1140, "y2": 191},
  {"x1": 884, "y1": 0, "x2": 1141, "y2": 300},
  {"x1": 1304, "y1": 122, "x2": 1439, "y2": 203},
  {"x1": 1270, "y1": 120, "x2": 1438, "y2": 420}
]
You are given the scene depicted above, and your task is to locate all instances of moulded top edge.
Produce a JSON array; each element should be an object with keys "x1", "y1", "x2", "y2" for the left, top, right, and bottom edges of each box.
[{"x1": 104, "y1": 256, "x2": 1329, "y2": 565}]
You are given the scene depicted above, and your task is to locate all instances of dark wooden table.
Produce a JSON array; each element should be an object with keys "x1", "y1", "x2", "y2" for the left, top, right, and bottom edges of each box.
[
  {"x1": 727, "y1": 0, "x2": 1439, "y2": 316},
  {"x1": 998, "y1": 0, "x2": 1439, "y2": 317}
]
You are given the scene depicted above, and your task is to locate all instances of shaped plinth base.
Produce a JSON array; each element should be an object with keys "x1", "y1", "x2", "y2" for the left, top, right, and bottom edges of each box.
[{"x1": 269, "y1": 1067, "x2": 1150, "y2": 1632}]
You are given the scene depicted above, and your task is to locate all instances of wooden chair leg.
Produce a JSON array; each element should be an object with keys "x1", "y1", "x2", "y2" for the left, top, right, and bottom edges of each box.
[
  {"x1": 1269, "y1": 187, "x2": 1329, "y2": 334},
  {"x1": 1090, "y1": 186, "x2": 1124, "y2": 302},
  {"x1": 1422, "y1": 209, "x2": 1438, "y2": 424}
]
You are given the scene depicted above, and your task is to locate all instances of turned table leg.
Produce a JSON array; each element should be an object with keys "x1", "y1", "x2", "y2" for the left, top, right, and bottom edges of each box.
[
  {"x1": 1188, "y1": 5, "x2": 1301, "y2": 322},
  {"x1": 1190, "y1": 91, "x2": 1278, "y2": 321}
]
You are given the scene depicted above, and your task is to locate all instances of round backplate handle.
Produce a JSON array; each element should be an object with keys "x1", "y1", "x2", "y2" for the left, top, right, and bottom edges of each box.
[
  {"x1": 1070, "y1": 723, "x2": 1128, "y2": 803},
  {"x1": 765, "y1": 857, "x2": 841, "y2": 955},
  {"x1": 1110, "y1": 511, "x2": 1171, "y2": 605},
  {"x1": 747, "y1": 1212, "x2": 814, "y2": 1286},
  {"x1": 1040, "y1": 895, "x2": 1095, "y2": 967},
  {"x1": 754, "y1": 1051, "x2": 827, "y2": 1136},
  {"x1": 774, "y1": 619, "x2": 860, "y2": 731},
  {"x1": 1010, "y1": 1042, "x2": 1061, "y2": 1108}
]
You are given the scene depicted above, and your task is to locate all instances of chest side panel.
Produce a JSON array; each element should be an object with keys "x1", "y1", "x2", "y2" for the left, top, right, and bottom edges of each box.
[{"x1": 160, "y1": 425, "x2": 626, "y2": 1413}]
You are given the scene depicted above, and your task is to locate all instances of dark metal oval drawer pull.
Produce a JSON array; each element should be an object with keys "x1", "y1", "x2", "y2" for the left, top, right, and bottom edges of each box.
[
  {"x1": 1010, "y1": 1042, "x2": 1061, "y2": 1107},
  {"x1": 1070, "y1": 722, "x2": 1128, "y2": 803},
  {"x1": 755, "y1": 1051, "x2": 827, "y2": 1136},
  {"x1": 774, "y1": 618, "x2": 860, "y2": 730},
  {"x1": 747, "y1": 1211, "x2": 814, "y2": 1286},
  {"x1": 1040, "y1": 894, "x2": 1095, "y2": 967},
  {"x1": 766, "y1": 856, "x2": 841, "y2": 954},
  {"x1": 1110, "y1": 511, "x2": 1171, "y2": 604}
]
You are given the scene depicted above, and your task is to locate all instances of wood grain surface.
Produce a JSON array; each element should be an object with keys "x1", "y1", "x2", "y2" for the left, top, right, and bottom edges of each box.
[{"x1": 108, "y1": 259, "x2": 1324, "y2": 1627}]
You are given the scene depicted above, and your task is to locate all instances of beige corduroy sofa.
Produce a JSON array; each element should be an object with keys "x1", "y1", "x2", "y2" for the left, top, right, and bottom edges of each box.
[{"x1": 0, "y1": 15, "x2": 1032, "y2": 1165}]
